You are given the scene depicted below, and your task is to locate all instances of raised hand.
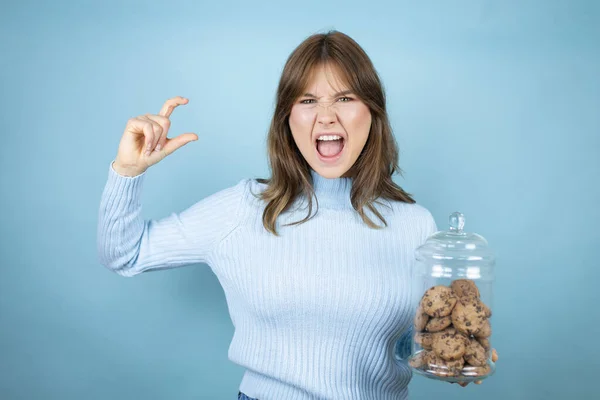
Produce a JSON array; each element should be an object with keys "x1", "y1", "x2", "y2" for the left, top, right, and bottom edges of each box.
[{"x1": 113, "y1": 96, "x2": 198, "y2": 176}]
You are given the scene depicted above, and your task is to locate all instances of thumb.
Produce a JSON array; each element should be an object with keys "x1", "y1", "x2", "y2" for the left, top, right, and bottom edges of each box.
[{"x1": 163, "y1": 133, "x2": 198, "y2": 156}]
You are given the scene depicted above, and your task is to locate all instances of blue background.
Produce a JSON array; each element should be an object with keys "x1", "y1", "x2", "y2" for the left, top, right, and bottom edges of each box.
[{"x1": 1, "y1": 0, "x2": 598, "y2": 399}]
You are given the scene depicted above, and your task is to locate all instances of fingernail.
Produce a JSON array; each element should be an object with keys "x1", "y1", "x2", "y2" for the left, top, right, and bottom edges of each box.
[
  {"x1": 156, "y1": 143, "x2": 162, "y2": 151},
  {"x1": 145, "y1": 150, "x2": 151, "y2": 157}
]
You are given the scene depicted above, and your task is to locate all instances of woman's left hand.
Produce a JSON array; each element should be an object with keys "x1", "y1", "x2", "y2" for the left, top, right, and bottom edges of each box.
[{"x1": 455, "y1": 349, "x2": 498, "y2": 387}]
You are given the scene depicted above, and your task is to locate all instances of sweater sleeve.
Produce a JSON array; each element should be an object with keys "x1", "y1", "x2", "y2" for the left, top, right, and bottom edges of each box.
[
  {"x1": 423, "y1": 210, "x2": 438, "y2": 240},
  {"x1": 96, "y1": 161, "x2": 247, "y2": 277}
]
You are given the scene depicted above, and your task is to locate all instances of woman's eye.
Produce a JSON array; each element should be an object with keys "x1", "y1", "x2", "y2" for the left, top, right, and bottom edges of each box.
[
  {"x1": 300, "y1": 99, "x2": 316, "y2": 104},
  {"x1": 338, "y1": 96, "x2": 353, "y2": 102}
]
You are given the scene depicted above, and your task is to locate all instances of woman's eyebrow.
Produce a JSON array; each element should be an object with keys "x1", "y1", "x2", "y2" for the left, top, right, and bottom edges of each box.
[{"x1": 302, "y1": 90, "x2": 354, "y2": 98}]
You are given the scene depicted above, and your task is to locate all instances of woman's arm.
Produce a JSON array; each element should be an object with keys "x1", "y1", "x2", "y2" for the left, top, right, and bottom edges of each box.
[{"x1": 96, "y1": 160, "x2": 247, "y2": 277}]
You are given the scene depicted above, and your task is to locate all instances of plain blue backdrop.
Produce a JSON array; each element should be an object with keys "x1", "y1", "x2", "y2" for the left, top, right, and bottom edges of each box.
[{"x1": 1, "y1": 0, "x2": 598, "y2": 399}]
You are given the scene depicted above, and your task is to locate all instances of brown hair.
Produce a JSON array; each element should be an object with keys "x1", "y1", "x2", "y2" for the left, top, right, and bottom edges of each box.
[{"x1": 255, "y1": 30, "x2": 415, "y2": 236}]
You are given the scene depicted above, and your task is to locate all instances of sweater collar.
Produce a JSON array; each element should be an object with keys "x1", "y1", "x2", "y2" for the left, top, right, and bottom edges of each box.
[{"x1": 309, "y1": 168, "x2": 353, "y2": 209}]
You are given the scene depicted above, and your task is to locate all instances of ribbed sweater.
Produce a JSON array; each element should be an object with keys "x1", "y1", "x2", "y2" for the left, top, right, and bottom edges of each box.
[{"x1": 97, "y1": 160, "x2": 438, "y2": 400}]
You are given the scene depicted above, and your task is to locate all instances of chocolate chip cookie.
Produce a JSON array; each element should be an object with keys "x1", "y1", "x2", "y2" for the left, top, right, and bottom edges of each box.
[
  {"x1": 409, "y1": 350, "x2": 430, "y2": 368},
  {"x1": 415, "y1": 332, "x2": 434, "y2": 350},
  {"x1": 451, "y1": 295, "x2": 487, "y2": 336},
  {"x1": 432, "y1": 328, "x2": 466, "y2": 361},
  {"x1": 414, "y1": 304, "x2": 430, "y2": 332},
  {"x1": 477, "y1": 336, "x2": 491, "y2": 350},
  {"x1": 474, "y1": 318, "x2": 492, "y2": 338},
  {"x1": 464, "y1": 337, "x2": 488, "y2": 366},
  {"x1": 425, "y1": 353, "x2": 465, "y2": 377},
  {"x1": 421, "y1": 286, "x2": 457, "y2": 318},
  {"x1": 451, "y1": 279, "x2": 480, "y2": 298},
  {"x1": 425, "y1": 316, "x2": 453, "y2": 332}
]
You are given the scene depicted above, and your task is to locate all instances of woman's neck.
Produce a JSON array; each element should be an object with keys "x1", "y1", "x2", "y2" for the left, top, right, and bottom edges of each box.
[{"x1": 309, "y1": 169, "x2": 353, "y2": 209}]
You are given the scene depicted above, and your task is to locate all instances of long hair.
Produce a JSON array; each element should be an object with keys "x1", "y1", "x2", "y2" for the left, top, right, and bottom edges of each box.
[{"x1": 256, "y1": 30, "x2": 415, "y2": 236}]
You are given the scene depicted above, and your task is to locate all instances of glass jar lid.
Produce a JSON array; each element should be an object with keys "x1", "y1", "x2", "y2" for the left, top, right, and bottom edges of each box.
[{"x1": 416, "y1": 212, "x2": 495, "y2": 263}]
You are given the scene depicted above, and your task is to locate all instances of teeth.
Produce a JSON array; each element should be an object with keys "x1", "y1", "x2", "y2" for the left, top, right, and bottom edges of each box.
[{"x1": 317, "y1": 135, "x2": 342, "y2": 141}]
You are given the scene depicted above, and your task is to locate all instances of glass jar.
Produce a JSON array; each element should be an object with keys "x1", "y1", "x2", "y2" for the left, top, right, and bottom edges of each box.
[{"x1": 407, "y1": 211, "x2": 496, "y2": 383}]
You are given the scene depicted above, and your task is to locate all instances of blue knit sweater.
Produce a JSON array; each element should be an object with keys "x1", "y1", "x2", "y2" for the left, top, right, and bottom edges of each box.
[{"x1": 97, "y1": 161, "x2": 437, "y2": 399}]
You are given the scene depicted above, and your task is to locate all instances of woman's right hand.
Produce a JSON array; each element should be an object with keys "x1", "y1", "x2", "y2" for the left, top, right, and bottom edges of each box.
[{"x1": 113, "y1": 96, "x2": 198, "y2": 176}]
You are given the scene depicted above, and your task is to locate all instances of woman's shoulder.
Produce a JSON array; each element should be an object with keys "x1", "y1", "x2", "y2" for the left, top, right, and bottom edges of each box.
[
  {"x1": 218, "y1": 177, "x2": 269, "y2": 209},
  {"x1": 384, "y1": 200, "x2": 436, "y2": 233},
  {"x1": 390, "y1": 201, "x2": 437, "y2": 239},
  {"x1": 382, "y1": 198, "x2": 433, "y2": 219},
  {"x1": 205, "y1": 177, "x2": 254, "y2": 199},
  {"x1": 212, "y1": 177, "x2": 266, "y2": 195},
  {"x1": 398, "y1": 201, "x2": 433, "y2": 217}
]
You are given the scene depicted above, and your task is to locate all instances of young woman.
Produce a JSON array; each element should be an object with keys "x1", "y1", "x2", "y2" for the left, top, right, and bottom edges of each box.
[{"x1": 98, "y1": 30, "x2": 497, "y2": 400}]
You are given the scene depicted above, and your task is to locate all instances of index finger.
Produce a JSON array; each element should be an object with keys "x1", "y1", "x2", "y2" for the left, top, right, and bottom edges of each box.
[{"x1": 159, "y1": 96, "x2": 189, "y2": 118}]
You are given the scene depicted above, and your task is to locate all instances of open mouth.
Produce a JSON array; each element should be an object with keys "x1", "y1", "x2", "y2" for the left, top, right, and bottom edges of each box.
[{"x1": 315, "y1": 135, "x2": 345, "y2": 159}]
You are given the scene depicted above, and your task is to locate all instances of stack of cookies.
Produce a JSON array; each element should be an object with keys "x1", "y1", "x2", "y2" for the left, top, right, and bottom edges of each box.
[{"x1": 408, "y1": 279, "x2": 493, "y2": 379}]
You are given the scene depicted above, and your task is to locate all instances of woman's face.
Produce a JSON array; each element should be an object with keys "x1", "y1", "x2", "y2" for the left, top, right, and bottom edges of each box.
[{"x1": 289, "y1": 63, "x2": 372, "y2": 179}]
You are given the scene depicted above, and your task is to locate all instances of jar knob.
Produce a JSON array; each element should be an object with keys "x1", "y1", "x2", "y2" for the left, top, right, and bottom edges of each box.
[{"x1": 449, "y1": 212, "x2": 465, "y2": 232}]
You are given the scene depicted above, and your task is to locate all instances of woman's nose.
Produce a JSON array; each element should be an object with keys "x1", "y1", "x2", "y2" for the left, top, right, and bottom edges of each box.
[{"x1": 317, "y1": 107, "x2": 337, "y2": 125}]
